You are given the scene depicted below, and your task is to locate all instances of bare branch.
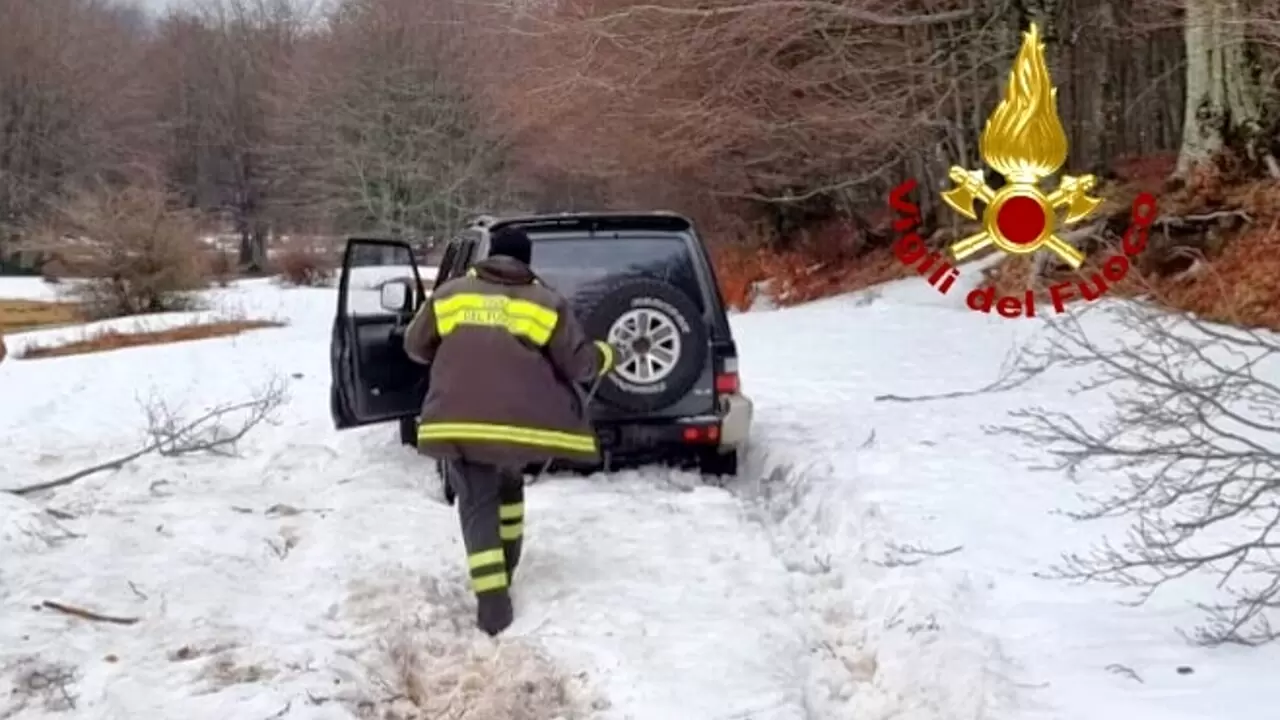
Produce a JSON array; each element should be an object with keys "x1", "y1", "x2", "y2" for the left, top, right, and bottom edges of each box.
[
  {"x1": 40, "y1": 600, "x2": 140, "y2": 626},
  {"x1": 875, "y1": 339, "x2": 1048, "y2": 403},
  {"x1": 573, "y1": 2, "x2": 975, "y2": 27},
  {"x1": 873, "y1": 540, "x2": 964, "y2": 568},
  {"x1": 993, "y1": 298, "x2": 1280, "y2": 646},
  {"x1": 5, "y1": 379, "x2": 287, "y2": 496}
]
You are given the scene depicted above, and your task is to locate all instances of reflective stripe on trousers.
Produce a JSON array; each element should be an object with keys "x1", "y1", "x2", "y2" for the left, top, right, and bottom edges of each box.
[
  {"x1": 467, "y1": 547, "x2": 508, "y2": 593},
  {"x1": 500, "y1": 501, "x2": 523, "y2": 541},
  {"x1": 433, "y1": 292, "x2": 559, "y2": 346},
  {"x1": 418, "y1": 421, "x2": 597, "y2": 454}
]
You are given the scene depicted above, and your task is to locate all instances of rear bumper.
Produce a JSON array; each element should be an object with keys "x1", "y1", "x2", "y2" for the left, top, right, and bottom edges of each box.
[
  {"x1": 594, "y1": 391, "x2": 753, "y2": 458},
  {"x1": 716, "y1": 392, "x2": 752, "y2": 451}
]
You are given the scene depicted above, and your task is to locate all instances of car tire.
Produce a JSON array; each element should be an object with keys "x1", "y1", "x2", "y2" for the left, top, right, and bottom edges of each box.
[
  {"x1": 398, "y1": 416, "x2": 417, "y2": 447},
  {"x1": 580, "y1": 278, "x2": 708, "y2": 413},
  {"x1": 698, "y1": 449, "x2": 738, "y2": 477}
]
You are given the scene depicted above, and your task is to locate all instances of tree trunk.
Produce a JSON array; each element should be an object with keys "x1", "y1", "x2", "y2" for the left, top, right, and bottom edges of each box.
[{"x1": 1176, "y1": 0, "x2": 1270, "y2": 177}]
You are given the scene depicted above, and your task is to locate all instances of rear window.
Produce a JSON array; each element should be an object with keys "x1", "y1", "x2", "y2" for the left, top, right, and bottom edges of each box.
[{"x1": 526, "y1": 233, "x2": 705, "y2": 311}]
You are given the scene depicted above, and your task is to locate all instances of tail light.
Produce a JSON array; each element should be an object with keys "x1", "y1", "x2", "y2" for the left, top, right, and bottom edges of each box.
[
  {"x1": 715, "y1": 355, "x2": 739, "y2": 394},
  {"x1": 682, "y1": 424, "x2": 720, "y2": 443}
]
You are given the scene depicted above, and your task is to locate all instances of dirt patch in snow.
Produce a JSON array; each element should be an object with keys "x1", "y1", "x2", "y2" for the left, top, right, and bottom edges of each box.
[
  {"x1": 0, "y1": 298, "x2": 83, "y2": 334},
  {"x1": 340, "y1": 569, "x2": 600, "y2": 720},
  {"x1": 0, "y1": 655, "x2": 79, "y2": 715},
  {"x1": 17, "y1": 318, "x2": 284, "y2": 359}
]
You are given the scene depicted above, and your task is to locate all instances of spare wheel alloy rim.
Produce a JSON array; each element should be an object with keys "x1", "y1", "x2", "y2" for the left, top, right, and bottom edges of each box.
[{"x1": 606, "y1": 307, "x2": 682, "y2": 385}]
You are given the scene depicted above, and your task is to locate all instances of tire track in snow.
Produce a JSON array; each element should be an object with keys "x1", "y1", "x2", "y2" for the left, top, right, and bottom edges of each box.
[{"x1": 506, "y1": 472, "x2": 810, "y2": 720}]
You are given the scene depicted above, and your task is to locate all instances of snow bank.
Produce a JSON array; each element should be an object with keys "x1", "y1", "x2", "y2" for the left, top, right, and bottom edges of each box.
[
  {"x1": 746, "y1": 450, "x2": 1023, "y2": 719},
  {"x1": 731, "y1": 297, "x2": 1024, "y2": 720}
]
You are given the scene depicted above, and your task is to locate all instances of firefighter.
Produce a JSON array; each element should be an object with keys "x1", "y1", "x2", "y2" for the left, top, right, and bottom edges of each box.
[{"x1": 401, "y1": 226, "x2": 614, "y2": 636}]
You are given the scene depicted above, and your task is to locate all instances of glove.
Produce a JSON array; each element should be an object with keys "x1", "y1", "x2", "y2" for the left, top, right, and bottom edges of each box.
[{"x1": 593, "y1": 340, "x2": 616, "y2": 375}]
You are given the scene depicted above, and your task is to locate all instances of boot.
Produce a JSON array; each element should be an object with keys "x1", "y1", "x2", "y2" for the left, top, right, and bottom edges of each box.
[{"x1": 476, "y1": 590, "x2": 513, "y2": 636}]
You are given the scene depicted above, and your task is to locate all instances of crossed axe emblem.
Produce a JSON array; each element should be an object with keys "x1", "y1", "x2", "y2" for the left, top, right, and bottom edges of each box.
[{"x1": 942, "y1": 168, "x2": 1101, "y2": 270}]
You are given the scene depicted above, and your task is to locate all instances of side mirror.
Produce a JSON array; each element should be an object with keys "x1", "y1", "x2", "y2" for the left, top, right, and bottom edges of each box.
[{"x1": 378, "y1": 278, "x2": 413, "y2": 313}]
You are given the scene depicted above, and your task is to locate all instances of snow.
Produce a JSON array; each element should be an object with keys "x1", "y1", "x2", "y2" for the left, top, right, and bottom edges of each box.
[
  {"x1": 732, "y1": 273, "x2": 1278, "y2": 720},
  {"x1": 2, "y1": 267, "x2": 1276, "y2": 720},
  {"x1": 510, "y1": 476, "x2": 806, "y2": 719}
]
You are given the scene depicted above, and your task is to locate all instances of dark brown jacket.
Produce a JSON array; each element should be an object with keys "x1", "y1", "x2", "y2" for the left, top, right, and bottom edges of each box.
[{"x1": 403, "y1": 255, "x2": 610, "y2": 468}]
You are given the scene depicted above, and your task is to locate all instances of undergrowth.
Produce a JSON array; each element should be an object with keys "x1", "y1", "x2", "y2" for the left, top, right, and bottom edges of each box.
[{"x1": 724, "y1": 153, "x2": 1280, "y2": 330}]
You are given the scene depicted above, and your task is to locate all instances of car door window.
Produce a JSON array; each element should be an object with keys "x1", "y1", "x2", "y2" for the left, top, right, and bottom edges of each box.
[
  {"x1": 343, "y1": 241, "x2": 421, "y2": 317},
  {"x1": 330, "y1": 238, "x2": 429, "y2": 428}
]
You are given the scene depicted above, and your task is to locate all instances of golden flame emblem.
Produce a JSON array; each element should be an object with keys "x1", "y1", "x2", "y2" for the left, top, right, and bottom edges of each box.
[{"x1": 943, "y1": 23, "x2": 1100, "y2": 269}]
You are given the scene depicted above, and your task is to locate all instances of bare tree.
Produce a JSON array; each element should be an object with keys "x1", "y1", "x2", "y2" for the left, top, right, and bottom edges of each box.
[
  {"x1": 149, "y1": 0, "x2": 299, "y2": 271},
  {"x1": 997, "y1": 295, "x2": 1280, "y2": 645},
  {"x1": 33, "y1": 182, "x2": 210, "y2": 318},
  {"x1": 495, "y1": 0, "x2": 952, "y2": 234},
  {"x1": 0, "y1": 0, "x2": 150, "y2": 256},
  {"x1": 276, "y1": 0, "x2": 511, "y2": 240},
  {"x1": 1175, "y1": 0, "x2": 1280, "y2": 178},
  {"x1": 492, "y1": 0, "x2": 1188, "y2": 243}
]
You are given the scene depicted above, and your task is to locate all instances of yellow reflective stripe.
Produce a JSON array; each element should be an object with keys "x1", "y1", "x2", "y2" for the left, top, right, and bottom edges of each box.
[
  {"x1": 418, "y1": 422, "x2": 597, "y2": 453},
  {"x1": 420, "y1": 427, "x2": 595, "y2": 453},
  {"x1": 499, "y1": 502, "x2": 524, "y2": 520},
  {"x1": 433, "y1": 293, "x2": 558, "y2": 346},
  {"x1": 500, "y1": 523, "x2": 523, "y2": 541},
  {"x1": 594, "y1": 340, "x2": 614, "y2": 376},
  {"x1": 468, "y1": 548, "x2": 504, "y2": 570},
  {"x1": 472, "y1": 570, "x2": 508, "y2": 593}
]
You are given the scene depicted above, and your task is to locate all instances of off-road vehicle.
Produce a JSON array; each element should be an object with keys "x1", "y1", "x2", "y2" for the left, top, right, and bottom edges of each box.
[{"x1": 328, "y1": 212, "x2": 753, "y2": 480}]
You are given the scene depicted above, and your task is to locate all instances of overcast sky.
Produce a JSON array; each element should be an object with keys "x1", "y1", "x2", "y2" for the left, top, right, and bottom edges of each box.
[{"x1": 134, "y1": 0, "x2": 191, "y2": 13}]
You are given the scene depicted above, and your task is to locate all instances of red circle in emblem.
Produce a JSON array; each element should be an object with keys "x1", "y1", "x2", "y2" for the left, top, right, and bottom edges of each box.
[{"x1": 996, "y1": 196, "x2": 1046, "y2": 246}]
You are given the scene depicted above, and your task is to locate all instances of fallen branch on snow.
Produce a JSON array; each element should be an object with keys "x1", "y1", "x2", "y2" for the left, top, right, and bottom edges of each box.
[
  {"x1": 5, "y1": 378, "x2": 287, "y2": 496},
  {"x1": 1106, "y1": 663, "x2": 1144, "y2": 684},
  {"x1": 41, "y1": 600, "x2": 139, "y2": 625},
  {"x1": 875, "y1": 343, "x2": 1046, "y2": 403},
  {"x1": 874, "y1": 540, "x2": 964, "y2": 568}
]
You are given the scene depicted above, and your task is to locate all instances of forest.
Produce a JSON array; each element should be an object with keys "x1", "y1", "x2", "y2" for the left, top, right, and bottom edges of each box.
[{"x1": 1, "y1": 0, "x2": 1278, "y2": 320}]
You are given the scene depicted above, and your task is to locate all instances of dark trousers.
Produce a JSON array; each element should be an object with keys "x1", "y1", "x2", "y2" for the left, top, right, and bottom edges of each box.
[{"x1": 445, "y1": 458, "x2": 526, "y2": 599}]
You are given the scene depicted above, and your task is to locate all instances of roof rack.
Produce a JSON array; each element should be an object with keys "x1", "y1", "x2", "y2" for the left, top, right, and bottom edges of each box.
[{"x1": 490, "y1": 212, "x2": 693, "y2": 234}]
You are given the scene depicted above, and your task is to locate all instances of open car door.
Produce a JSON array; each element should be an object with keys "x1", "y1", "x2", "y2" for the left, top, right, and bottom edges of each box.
[{"x1": 330, "y1": 238, "x2": 430, "y2": 430}]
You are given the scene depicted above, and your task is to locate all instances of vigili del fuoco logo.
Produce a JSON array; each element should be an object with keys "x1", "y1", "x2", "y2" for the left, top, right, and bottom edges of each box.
[{"x1": 887, "y1": 23, "x2": 1157, "y2": 318}]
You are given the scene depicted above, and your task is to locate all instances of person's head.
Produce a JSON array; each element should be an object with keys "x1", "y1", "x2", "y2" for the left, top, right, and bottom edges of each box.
[{"x1": 488, "y1": 227, "x2": 532, "y2": 265}]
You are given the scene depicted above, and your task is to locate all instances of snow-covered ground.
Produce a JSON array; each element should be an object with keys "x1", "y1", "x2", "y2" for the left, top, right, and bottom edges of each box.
[{"x1": 1, "y1": 268, "x2": 1274, "y2": 719}]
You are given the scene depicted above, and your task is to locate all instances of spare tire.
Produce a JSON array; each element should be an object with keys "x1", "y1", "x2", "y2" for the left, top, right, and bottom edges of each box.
[{"x1": 579, "y1": 278, "x2": 707, "y2": 413}]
